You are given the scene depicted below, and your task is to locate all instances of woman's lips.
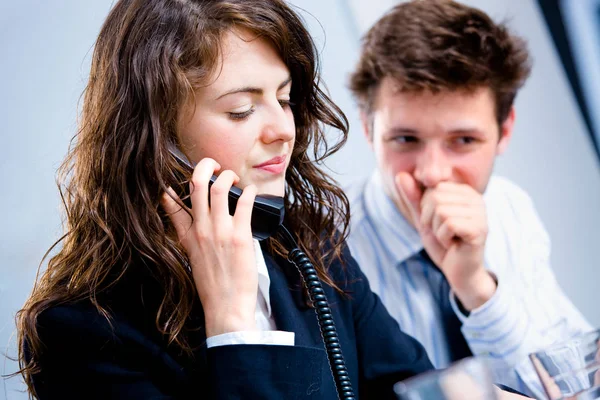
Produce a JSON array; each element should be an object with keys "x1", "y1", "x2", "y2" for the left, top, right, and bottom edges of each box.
[{"x1": 253, "y1": 155, "x2": 287, "y2": 174}]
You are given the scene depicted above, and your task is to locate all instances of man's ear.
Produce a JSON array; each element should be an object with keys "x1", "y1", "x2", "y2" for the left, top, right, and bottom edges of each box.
[
  {"x1": 360, "y1": 110, "x2": 374, "y2": 148},
  {"x1": 497, "y1": 107, "x2": 515, "y2": 155}
]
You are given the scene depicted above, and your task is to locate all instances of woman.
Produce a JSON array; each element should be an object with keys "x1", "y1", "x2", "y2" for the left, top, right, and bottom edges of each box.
[{"x1": 15, "y1": 0, "x2": 515, "y2": 399}]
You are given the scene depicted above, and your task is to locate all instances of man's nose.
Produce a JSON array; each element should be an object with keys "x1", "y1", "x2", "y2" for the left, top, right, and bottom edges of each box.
[{"x1": 413, "y1": 144, "x2": 452, "y2": 188}]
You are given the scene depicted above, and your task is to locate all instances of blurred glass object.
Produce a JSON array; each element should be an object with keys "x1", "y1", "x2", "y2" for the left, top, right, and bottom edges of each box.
[
  {"x1": 394, "y1": 357, "x2": 498, "y2": 400},
  {"x1": 530, "y1": 328, "x2": 600, "y2": 399}
]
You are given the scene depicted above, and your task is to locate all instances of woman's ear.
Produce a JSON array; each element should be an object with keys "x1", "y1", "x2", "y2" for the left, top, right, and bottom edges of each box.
[{"x1": 497, "y1": 107, "x2": 515, "y2": 155}]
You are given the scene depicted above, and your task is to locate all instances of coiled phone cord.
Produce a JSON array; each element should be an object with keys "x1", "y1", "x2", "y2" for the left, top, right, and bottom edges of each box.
[{"x1": 278, "y1": 225, "x2": 356, "y2": 400}]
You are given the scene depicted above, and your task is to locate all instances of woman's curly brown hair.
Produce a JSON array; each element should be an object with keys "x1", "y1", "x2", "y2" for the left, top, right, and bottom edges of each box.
[{"x1": 16, "y1": 0, "x2": 350, "y2": 396}]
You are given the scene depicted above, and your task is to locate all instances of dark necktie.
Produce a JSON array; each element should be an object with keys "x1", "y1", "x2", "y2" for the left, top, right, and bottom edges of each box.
[{"x1": 419, "y1": 249, "x2": 473, "y2": 362}]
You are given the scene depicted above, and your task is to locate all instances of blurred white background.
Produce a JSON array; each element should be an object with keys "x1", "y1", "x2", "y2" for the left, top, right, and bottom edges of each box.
[{"x1": 1, "y1": 1, "x2": 599, "y2": 398}]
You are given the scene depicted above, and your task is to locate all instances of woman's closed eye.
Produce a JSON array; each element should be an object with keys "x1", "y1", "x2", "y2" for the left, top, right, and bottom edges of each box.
[
  {"x1": 278, "y1": 99, "x2": 294, "y2": 109},
  {"x1": 228, "y1": 106, "x2": 255, "y2": 121},
  {"x1": 227, "y1": 98, "x2": 292, "y2": 121}
]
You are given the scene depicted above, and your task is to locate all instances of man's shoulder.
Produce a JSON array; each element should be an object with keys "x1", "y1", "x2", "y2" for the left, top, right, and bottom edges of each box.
[
  {"x1": 484, "y1": 176, "x2": 549, "y2": 243},
  {"x1": 344, "y1": 175, "x2": 369, "y2": 203},
  {"x1": 485, "y1": 175, "x2": 535, "y2": 214},
  {"x1": 344, "y1": 175, "x2": 371, "y2": 225},
  {"x1": 486, "y1": 175, "x2": 528, "y2": 197}
]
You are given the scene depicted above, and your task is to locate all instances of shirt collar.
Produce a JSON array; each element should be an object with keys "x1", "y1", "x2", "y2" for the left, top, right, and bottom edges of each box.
[
  {"x1": 254, "y1": 239, "x2": 272, "y2": 317},
  {"x1": 363, "y1": 170, "x2": 423, "y2": 264}
]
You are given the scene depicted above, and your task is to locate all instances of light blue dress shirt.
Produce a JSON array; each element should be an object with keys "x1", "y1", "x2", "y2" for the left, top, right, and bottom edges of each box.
[{"x1": 346, "y1": 171, "x2": 592, "y2": 398}]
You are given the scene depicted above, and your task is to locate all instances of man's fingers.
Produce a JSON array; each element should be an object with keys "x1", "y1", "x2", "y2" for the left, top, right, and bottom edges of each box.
[
  {"x1": 395, "y1": 172, "x2": 423, "y2": 226},
  {"x1": 531, "y1": 356, "x2": 564, "y2": 400},
  {"x1": 435, "y1": 181, "x2": 481, "y2": 197},
  {"x1": 435, "y1": 216, "x2": 483, "y2": 248},
  {"x1": 436, "y1": 219, "x2": 460, "y2": 249},
  {"x1": 420, "y1": 200, "x2": 435, "y2": 232},
  {"x1": 421, "y1": 189, "x2": 477, "y2": 209},
  {"x1": 430, "y1": 205, "x2": 476, "y2": 234}
]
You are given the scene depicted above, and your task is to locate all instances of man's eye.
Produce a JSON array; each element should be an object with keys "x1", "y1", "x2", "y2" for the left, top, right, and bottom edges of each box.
[
  {"x1": 454, "y1": 136, "x2": 476, "y2": 145},
  {"x1": 393, "y1": 136, "x2": 418, "y2": 144}
]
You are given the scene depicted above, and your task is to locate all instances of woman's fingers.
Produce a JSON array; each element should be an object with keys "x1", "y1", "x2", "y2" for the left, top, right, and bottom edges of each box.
[
  {"x1": 164, "y1": 159, "x2": 258, "y2": 337},
  {"x1": 161, "y1": 187, "x2": 192, "y2": 242},
  {"x1": 210, "y1": 169, "x2": 240, "y2": 223},
  {"x1": 190, "y1": 158, "x2": 221, "y2": 216},
  {"x1": 233, "y1": 184, "x2": 257, "y2": 236}
]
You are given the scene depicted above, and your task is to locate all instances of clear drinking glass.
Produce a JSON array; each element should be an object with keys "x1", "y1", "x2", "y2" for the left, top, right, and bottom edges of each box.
[
  {"x1": 530, "y1": 328, "x2": 600, "y2": 400},
  {"x1": 394, "y1": 357, "x2": 499, "y2": 400}
]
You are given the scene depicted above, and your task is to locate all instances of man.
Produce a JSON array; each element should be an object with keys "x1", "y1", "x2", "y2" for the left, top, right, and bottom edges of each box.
[{"x1": 346, "y1": 0, "x2": 592, "y2": 397}]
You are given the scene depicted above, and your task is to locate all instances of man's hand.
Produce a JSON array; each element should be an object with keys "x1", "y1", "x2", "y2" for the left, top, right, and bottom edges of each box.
[{"x1": 396, "y1": 172, "x2": 496, "y2": 311}]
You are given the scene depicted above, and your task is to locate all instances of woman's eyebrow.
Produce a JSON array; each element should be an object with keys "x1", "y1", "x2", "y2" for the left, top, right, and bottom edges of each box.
[{"x1": 216, "y1": 76, "x2": 292, "y2": 100}]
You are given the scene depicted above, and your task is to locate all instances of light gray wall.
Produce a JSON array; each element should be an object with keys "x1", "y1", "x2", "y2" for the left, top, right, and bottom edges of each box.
[
  {"x1": 561, "y1": 0, "x2": 600, "y2": 151},
  {"x1": 288, "y1": 0, "x2": 374, "y2": 182},
  {"x1": 1, "y1": 1, "x2": 598, "y2": 398},
  {"x1": 0, "y1": 2, "x2": 114, "y2": 397}
]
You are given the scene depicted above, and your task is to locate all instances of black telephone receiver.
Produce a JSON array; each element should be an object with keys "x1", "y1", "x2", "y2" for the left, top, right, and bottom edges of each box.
[{"x1": 168, "y1": 144, "x2": 285, "y2": 240}]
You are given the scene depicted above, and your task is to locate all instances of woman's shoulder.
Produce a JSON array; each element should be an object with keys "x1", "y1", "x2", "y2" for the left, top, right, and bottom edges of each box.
[
  {"x1": 33, "y1": 296, "x2": 188, "y2": 376},
  {"x1": 36, "y1": 300, "x2": 137, "y2": 350},
  {"x1": 33, "y1": 301, "x2": 126, "y2": 374},
  {"x1": 35, "y1": 271, "x2": 168, "y2": 350},
  {"x1": 30, "y1": 297, "x2": 203, "y2": 398},
  {"x1": 38, "y1": 301, "x2": 105, "y2": 328}
]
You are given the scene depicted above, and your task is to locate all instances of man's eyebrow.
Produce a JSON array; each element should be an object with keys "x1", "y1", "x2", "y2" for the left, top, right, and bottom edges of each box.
[
  {"x1": 386, "y1": 127, "x2": 485, "y2": 136},
  {"x1": 447, "y1": 128, "x2": 484, "y2": 135},
  {"x1": 388, "y1": 127, "x2": 419, "y2": 135},
  {"x1": 216, "y1": 76, "x2": 292, "y2": 100}
]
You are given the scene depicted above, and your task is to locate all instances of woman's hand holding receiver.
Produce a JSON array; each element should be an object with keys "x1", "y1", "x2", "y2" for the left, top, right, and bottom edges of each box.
[{"x1": 162, "y1": 157, "x2": 259, "y2": 338}]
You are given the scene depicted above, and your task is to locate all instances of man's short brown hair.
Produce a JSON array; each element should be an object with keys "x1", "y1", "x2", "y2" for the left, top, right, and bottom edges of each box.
[{"x1": 349, "y1": 0, "x2": 532, "y2": 125}]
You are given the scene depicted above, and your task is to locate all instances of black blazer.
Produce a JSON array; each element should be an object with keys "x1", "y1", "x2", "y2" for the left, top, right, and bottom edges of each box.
[{"x1": 31, "y1": 243, "x2": 433, "y2": 399}]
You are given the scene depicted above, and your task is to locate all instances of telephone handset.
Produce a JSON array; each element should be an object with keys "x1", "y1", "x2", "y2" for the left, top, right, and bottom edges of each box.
[
  {"x1": 168, "y1": 144, "x2": 285, "y2": 240},
  {"x1": 168, "y1": 144, "x2": 355, "y2": 399}
]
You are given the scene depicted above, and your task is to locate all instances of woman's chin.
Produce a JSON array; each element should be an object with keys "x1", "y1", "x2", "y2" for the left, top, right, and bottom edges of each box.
[
  {"x1": 254, "y1": 181, "x2": 286, "y2": 197},
  {"x1": 239, "y1": 174, "x2": 286, "y2": 197}
]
